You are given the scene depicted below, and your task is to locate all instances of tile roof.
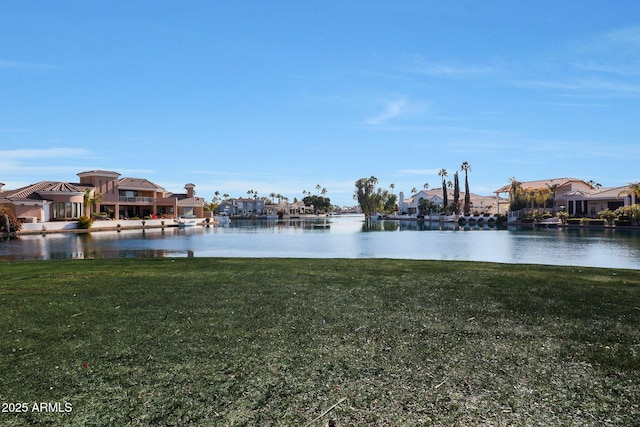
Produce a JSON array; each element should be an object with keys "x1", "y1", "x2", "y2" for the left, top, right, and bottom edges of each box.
[
  {"x1": 1, "y1": 181, "x2": 91, "y2": 202},
  {"x1": 117, "y1": 177, "x2": 167, "y2": 192},
  {"x1": 493, "y1": 177, "x2": 589, "y2": 193}
]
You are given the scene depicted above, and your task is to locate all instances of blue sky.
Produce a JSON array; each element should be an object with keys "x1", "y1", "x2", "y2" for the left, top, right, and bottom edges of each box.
[{"x1": 2, "y1": 1, "x2": 640, "y2": 206}]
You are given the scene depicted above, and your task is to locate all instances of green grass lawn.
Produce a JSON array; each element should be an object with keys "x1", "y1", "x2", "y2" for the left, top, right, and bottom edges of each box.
[{"x1": 0, "y1": 258, "x2": 639, "y2": 426}]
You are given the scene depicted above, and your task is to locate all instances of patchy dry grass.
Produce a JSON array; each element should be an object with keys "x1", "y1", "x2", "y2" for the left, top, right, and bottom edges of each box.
[{"x1": 0, "y1": 258, "x2": 638, "y2": 426}]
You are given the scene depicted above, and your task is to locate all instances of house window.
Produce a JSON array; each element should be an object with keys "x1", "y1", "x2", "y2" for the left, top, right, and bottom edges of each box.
[
  {"x1": 51, "y1": 203, "x2": 57, "y2": 219},
  {"x1": 66, "y1": 202, "x2": 72, "y2": 218}
]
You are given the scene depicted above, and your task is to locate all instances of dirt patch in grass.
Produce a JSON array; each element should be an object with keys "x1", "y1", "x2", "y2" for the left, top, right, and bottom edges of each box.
[{"x1": 0, "y1": 258, "x2": 638, "y2": 425}]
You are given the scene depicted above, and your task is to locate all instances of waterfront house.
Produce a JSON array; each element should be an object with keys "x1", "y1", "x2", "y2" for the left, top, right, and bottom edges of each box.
[
  {"x1": 493, "y1": 177, "x2": 638, "y2": 219},
  {"x1": 216, "y1": 200, "x2": 236, "y2": 215},
  {"x1": 215, "y1": 198, "x2": 265, "y2": 216},
  {"x1": 235, "y1": 198, "x2": 265, "y2": 216},
  {"x1": 77, "y1": 171, "x2": 205, "y2": 219},
  {"x1": 0, "y1": 171, "x2": 205, "y2": 223},
  {"x1": 397, "y1": 189, "x2": 502, "y2": 215},
  {"x1": 0, "y1": 181, "x2": 92, "y2": 222}
]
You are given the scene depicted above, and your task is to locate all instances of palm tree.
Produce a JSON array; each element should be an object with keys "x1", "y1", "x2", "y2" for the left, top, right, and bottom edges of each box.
[
  {"x1": 438, "y1": 169, "x2": 448, "y2": 210},
  {"x1": 411, "y1": 187, "x2": 417, "y2": 194},
  {"x1": 423, "y1": 182, "x2": 429, "y2": 190},
  {"x1": 546, "y1": 183, "x2": 559, "y2": 212},
  {"x1": 83, "y1": 188, "x2": 102, "y2": 216},
  {"x1": 321, "y1": 188, "x2": 327, "y2": 197},
  {"x1": 83, "y1": 189, "x2": 92, "y2": 217},
  {"x1": 631, "y1": 182, "x2": 640, "y2": 203},
  {"x1": 453, "y1": 172, "x2": 460, "y2": 214},
  {"x1": 390, "y1": 183, "x2": 395, "y2": 194},
  {"x1": 530, "y1": 188, "x2": 549, "y2": 211},
  {"x1": 316, "y1": 184, "x2": 321, "y2": 195},
  {"x1": 508, "y1": 177, "x2": 522, "y2": 201},
  {"x1": 461, "y1": 161, "x2": 471, "y2": 214},
  {"x1": 618, "y1": 182, "x2": 640, "y2": 205},
  {"x1": 92, "y1": 192, "x2": 103, "y2": 215}
]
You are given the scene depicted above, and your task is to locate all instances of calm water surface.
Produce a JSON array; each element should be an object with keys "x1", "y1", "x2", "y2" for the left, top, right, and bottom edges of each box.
[{"x1": 1, "y1": 215, "x2": 639, "y2": 269}]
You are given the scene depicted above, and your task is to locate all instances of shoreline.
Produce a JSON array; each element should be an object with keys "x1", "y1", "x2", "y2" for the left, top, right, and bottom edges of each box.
[
  {"x1": 3, "y1": 216, "x2": 640, "y2": 238},
  {"x1": 1, "y1": 218, "x2": 214, "y2": 238}
]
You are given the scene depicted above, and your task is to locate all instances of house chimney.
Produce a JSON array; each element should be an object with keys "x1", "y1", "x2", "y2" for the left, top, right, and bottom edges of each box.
[{"x1": 184, "y1": 183, "x2": 195, "y2": 198}]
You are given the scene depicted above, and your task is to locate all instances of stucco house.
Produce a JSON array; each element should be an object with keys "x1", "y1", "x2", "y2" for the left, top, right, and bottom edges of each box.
[
  {"x1": 0, "y1": 171, "x2": 205, "y2": 222},
  {"x1": 397, "y1": 189, "x2": 502, "y2": 215},
  {"x1": 0, "y1": 181, "x2": 92, "y2": 222},
  {"x1": 215, "y1": 198, "x2": 265, "y2": 216},
  {"x1": 78, "y1": 171, "x2": 205, "y2": 219},
  {"x1": 493, "y1": 177, "x2": 638, "y2": 218}
]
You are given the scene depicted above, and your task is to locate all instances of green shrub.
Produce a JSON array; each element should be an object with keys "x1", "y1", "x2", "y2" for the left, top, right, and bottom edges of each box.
[
  {"x1": 567, "y1": 218, "x2": 582, "y2": 225},
  {"x1": 77, "y1": 216, "x2": 94, "y2": 229}
]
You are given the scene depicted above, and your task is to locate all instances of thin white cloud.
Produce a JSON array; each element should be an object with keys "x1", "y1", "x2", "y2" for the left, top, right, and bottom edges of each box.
[
  {"x1": 584, "y1": 25, "x2": 640, "y2": 53},
  {"x1": 0, "y1": 59, "x2": 57, "y2": 70},
  {"x1": 517, "y1": 25, "x2": 640, "y2": 98},
  {"x1": 402, "y1": 55, "x2": 496, "y2": 78},
  {"x1": 512, "y1": 76, "x2": 640, "y2": 97},
  {"x1": 366, "y1": 97, "x2": 408, "y2": 125},
  {"x1": 0, "y1": 147, "x2": 91, "y2": 159},
  {"x1": 399, "y1": 169, "x2": 440, "y2": 176}
]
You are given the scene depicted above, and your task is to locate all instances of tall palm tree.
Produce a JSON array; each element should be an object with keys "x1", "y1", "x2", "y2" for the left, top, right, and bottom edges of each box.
[
  {"x1": 390, "y1": 183, "x2": 395, "y2": 194},
  {"x1": 423, "y1": 182, "x2": 429, "y2": 190},
  {"x1": 461, "y1": 161, "x2": 471, "y2": 214},
  {"x1": 438, "y1": 169, "x2": 448, "y2": 210},
  {"x1": 453, "y1": 172, "x2": 460, "y2": 214},
  {"x1": 316, "y1": 184, "x2": 321, "y2": 195},
  {"x1": 411, "y1": 187, "x2": 417, "y2": 194}
]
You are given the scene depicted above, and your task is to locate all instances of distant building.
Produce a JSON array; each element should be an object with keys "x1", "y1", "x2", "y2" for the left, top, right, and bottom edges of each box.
[{"x1": 397, "y1": 189, "x2": 502, "y2": 215}]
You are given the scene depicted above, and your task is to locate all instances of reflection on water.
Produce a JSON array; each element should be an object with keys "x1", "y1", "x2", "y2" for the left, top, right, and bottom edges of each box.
[
  {"x1": 361, "y1": 219, "x2": 505, "y2": 232},
  {"x1": 1, "y1": 216, "x2": 639, "y2": 269}
]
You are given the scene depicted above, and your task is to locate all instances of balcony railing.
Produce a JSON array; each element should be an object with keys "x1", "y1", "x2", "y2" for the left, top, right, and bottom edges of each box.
[{"x1": 118, "y1": 196, "x2": 155, "y2": 203}]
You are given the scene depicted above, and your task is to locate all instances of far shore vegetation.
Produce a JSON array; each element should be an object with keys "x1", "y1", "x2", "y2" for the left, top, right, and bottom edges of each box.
[{"x1": 1, "y1": 258, "x2": 638, "y2": 425}]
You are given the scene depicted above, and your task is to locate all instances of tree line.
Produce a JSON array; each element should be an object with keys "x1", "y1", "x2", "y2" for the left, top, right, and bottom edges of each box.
[{"x1": 354, "y1": 162, "x2": 472, "y2": 217}]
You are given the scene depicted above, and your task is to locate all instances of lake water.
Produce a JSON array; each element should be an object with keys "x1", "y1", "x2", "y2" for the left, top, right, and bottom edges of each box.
[{"x1": 1, "y1": 215, "x2": 639, "y2": 269}]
